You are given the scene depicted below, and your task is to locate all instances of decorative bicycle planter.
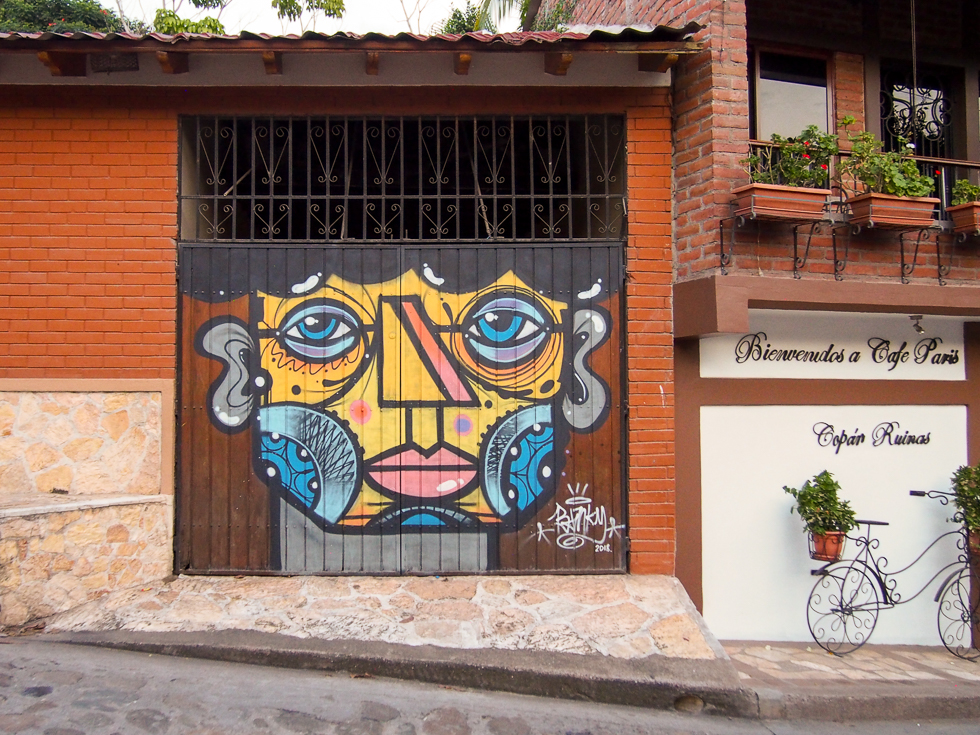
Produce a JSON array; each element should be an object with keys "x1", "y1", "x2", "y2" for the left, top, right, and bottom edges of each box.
[{"x1": 806, "y1": 490, "x2": 980, "y2": 660}]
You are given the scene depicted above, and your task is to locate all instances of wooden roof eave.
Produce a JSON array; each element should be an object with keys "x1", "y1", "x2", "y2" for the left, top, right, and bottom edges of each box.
[{"x1": 0, "y1": 38, "x2": 701, "y2": 55}]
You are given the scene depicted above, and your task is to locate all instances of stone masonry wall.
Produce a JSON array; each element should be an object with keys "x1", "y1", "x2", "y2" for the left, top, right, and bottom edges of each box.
[
  {"x1": 0, "y1": 499, "x2": 172, "y2": 627},
  {"x1": 0, "y1": 392, "x2": 162, "y2": 497}
]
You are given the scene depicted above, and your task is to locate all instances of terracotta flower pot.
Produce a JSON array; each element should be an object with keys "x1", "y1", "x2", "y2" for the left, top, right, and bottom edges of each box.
[
  {"x1": 846, "y1": 192, "x2": 939, "y2": 229},
  {"x1": 809, "y1": 531, "x2": 846, "y2": 562},
  {"x1": 946, "y1": 202, "x2": 980, "y2": 236},
  {"x1": 732, "y1": 183, "x2": 831, "y2": 220}
]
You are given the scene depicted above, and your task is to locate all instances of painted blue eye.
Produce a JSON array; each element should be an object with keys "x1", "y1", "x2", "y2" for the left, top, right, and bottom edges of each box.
[
  {"x1": 464, "y1": 296, "x2": 551, "y2": 365},
  {"x1": 279, "y1": 300, "x2": 361, "y2": 362}
]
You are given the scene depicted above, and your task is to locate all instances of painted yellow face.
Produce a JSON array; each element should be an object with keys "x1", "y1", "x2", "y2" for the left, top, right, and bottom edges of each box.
[{"x1": 256, "y1": 269, "x2": 568, "y2": 527}]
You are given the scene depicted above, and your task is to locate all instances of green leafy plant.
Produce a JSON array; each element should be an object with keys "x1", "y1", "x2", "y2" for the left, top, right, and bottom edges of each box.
[
  {"x1": 951, "y1": 179, "x2": 980, "y2": 207},
  {"x1": 951, "y1": 463, "x2": 980, "y2": 531},
  {"x1": 0, "y1": 0, "x2": 127, "y2": 32},
  {"x1": 527, "y1": 0, "x2": 576, "y2": 31},
  {"x1": 743, "y1": 125, "x2": 839, "y2": 188},
  {"x1": 434, "y1": 1, "x2": 492, "y2": 34},
  {"x1": 784, "y1": 470, "x2": 858, "y2": 536},
  {"x1": 153, "y1": 8, "x2": 225, "y2": 33},
  {"x1": 837, "y1": 115, "x2": 935, "y2": 198}
]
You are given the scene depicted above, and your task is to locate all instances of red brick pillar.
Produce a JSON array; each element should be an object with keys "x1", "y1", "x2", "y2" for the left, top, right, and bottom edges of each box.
[
  {"x1": 670, "y1": 0, "x2": 750, "y2": 280},
  {"x1": 626, "y1": 90, "x2": 676, "y2": 574}
]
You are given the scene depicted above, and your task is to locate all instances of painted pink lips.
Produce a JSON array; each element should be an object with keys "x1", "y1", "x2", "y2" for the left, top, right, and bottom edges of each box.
[{"x1": 366, "y1": 446, "x2": 477, "y2": 499}]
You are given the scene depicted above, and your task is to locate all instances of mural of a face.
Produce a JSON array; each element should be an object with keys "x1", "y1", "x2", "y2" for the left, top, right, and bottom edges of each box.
[{"x1": 200, "y1": 263, "x2": 612, "y2": 538}]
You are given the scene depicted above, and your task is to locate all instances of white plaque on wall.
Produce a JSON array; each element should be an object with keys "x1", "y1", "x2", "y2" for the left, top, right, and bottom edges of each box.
[
  {"x1": 700, "y1": 404, "x2": 968, "y2": 644},
  {"x1": 699, "y1": 310, "x2": 966, "y2": 380}
]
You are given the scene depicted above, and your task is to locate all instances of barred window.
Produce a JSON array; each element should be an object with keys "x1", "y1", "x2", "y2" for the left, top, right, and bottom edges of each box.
[{"x1": 179, "y1": 116, "x2": 626, "y2": 243}]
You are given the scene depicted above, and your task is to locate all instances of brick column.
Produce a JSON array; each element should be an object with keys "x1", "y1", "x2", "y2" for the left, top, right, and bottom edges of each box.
[
  {"x1": 670, "y1": 0, "x2": 750, "y2": 280},
  {"x1": 626, "y1": 90, "x2": 675, "y2": 574}
]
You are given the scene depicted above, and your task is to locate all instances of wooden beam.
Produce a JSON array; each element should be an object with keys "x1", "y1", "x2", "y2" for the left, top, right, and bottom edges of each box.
[
  {"x1": 262, "y1": 50, "x2": 283, "y2": 75},
  {"x1": 365, "y1": 52, "x2": 380, "y2": 75},
  {"x1": 544, "y1": 52, "x2": 572, "y2": 76},
  {"x1": 453, "y1": 52, "x2": 472, "y2": 75},
  {"x1": 638, "y1": 52, "x2": 679, "y2": 73},
  {"x1": 5, "y1": 38, "x2": 701, "y2": 54},
  {"x1": 156, "y1": 51, "x2": 189, "y2": 74},
  {"x1": 37, "y1": 51, "x2": 86, "y2": 77}
]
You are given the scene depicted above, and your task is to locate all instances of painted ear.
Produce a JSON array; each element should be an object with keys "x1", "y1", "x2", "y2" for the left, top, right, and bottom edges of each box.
[
  {"x1": 198, "y1": 318, "x2": 256, "y2": 432},
  {"x1": 561, "y1": 309, "x2": 611, "y2": 432}
]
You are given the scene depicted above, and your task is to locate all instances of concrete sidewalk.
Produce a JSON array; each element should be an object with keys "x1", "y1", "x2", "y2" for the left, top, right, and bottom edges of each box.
[
  {"x1": 7, "y1": 574, "x2": 980, "y2": 721},
  {"x1": 726, "y1": 640, "x2": 980, "y2": 720}
]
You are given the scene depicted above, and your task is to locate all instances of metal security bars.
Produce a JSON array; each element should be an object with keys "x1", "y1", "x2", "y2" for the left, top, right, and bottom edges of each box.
[{"x1": 179, "y1": 116, "x2": 626, "y2": 243}]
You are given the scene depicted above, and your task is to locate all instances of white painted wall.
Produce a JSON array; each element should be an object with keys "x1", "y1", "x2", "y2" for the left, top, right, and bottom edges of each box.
[
  {"x1": 700, "y1": 310, "x2": 966, "y2": 381},
  {"x1": 700, "y1": 404, "x2": 968, "y2": 644}
]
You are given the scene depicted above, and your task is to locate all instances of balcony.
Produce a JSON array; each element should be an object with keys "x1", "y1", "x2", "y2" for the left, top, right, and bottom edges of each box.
[{"x1": 722, "y1": 143, "x2": 980, "y2": 283}]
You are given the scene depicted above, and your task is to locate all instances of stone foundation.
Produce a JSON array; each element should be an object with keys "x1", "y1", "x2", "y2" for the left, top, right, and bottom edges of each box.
[
  {"x1": 0, "y1": 495, "x2": 173, "y2": 627},
  {"x1": 0, "y1": 392, "x2": 162, "y2": 497}
]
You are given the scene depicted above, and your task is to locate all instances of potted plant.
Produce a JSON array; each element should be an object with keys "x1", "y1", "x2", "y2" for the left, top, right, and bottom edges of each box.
[
  {"x1": 784, "y1": 470, "x2": 858, "y2": 562},
  {"x1": 951, "y1": 462, "x2": 980, "y2": 556},
  {"x1": 947, "y1": 179, "x2": 980, "y2": 236},
  {"x1": 837, "y1": 115, "x2": 938, "y2": 229},
  {"x1": 734, "y1": 125, "x2": 838, "y2": 220}
]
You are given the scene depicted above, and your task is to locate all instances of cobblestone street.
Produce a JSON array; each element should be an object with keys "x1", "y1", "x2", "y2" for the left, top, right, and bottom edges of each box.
[{"x1": 2, "y1": 638, "x2": 979, "y2": 735}]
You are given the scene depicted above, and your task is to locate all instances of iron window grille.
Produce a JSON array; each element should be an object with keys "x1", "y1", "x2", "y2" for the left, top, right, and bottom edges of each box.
[{"x1": 179, "y1": 115, "x2": 627, "y2": 244}]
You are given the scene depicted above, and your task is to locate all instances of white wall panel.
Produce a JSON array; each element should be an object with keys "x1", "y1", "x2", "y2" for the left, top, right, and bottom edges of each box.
[{"x1": 701, "y1": 404, "x2": 967, "y2": 644}]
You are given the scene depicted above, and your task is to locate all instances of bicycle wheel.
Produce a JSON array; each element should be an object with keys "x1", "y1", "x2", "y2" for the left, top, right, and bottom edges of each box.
[
  {"x1": 936, "y1": 566, "x2": 980, "y2": 661},
  {"x1": 807, "y1": 562, "x2": 881, "y2": 654}
]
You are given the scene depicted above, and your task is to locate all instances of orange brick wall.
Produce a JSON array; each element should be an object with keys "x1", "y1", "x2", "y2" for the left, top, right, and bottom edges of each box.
[
  {"x1": 625, "y1": 90, "x2": 675, "y2": 575},
  {"x1": 0, "y1": 86, "x2": 677, "y2": 575},
  {"x1": 833, "y1": 52, "x2": 865, "y2": 139},
  {"x1": 0, "y1": 108, "x2": 178, "y2": 378},
  {"x1": 668, "y1": 0, "x2": 751, "y2": 281}
]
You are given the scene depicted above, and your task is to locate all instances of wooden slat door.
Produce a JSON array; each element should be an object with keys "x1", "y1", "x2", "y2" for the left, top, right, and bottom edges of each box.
[{"x1": 177, "y1": 243, "x2": 625, "y2": 574}]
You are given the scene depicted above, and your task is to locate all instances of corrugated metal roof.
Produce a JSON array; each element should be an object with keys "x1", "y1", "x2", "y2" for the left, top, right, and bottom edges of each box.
[{"x1": 0, "y1": 23, "x2": 701, "y2": 47}]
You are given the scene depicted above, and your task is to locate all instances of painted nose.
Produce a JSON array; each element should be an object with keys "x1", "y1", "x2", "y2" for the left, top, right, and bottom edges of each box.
[{"x1": 378, "y1": 297, "x2": 475, "y2": 406}]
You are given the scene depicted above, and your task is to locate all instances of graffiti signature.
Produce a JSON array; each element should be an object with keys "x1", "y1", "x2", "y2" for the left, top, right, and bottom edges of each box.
[{"x1": 534, "y1": 483, "x2": 624, "y2": 551}]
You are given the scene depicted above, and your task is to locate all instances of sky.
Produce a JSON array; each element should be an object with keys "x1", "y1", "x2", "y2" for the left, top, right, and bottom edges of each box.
[{"x1": 115, "y1": 0, "x2": 522, "y2": 36}]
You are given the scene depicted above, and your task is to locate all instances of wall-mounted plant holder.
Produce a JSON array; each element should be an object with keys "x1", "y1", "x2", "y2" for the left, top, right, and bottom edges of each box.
[
  {"x1": 948, "y1": 202, "x2": 980, "y2": 239},
  {"x1": 721, "y1": 190, "x2": 839, "y2": 277},
  {"x1": 899, "y1": 227, "x2": 948, "y2": 285},
  {"x1": 847, "y1": 192, "x2": 940, "y2": 231}
]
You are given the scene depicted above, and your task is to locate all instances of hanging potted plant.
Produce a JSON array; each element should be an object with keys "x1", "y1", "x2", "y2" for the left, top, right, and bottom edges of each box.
[
  {"x1": 734, "y1": 124, "x2": 838, "y2": 220},
  {"x1": 784, "y1": 470, "x2": 858, "y2": 562},
  {"x1": 837, "y1": 115, "x2": 938, "y2": 229},
  {"x1": 946, "y1": 180, "x2": 980, "y2": 236},
  {"x1": 951, "y1": 462, "x2": 980, "y2": 557}
]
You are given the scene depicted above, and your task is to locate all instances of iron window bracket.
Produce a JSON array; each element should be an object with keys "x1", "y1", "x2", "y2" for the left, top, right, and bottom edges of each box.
[
  {"x1": 719, "y1": 211, "x2": 843, "y2": 278},
  {"x1": 897, "y1": 226, "x2": 946, "y2": 285}
]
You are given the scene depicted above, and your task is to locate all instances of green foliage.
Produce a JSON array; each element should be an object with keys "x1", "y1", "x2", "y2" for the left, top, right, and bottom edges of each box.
[
  {"x1": 434, "y1": 1, "x2": 489, "y2": 34},
  {"x1": 951, "y1": 463, "x2": 980, "y2": 531},
  {"x1": 0, "y1": 0, "x2": 124, "y2": 32},
  {"x1": 153, "y1": 8, "x2": 224, "y2": 33},
  {"x1": 528, "y1": 0, "x2": 576, "y2": 31},
  {"x1": 951, "y1": 179, "x2": 980, "y2": 207},
  {"x1": 743, "y1": 125, "x2": 839, "y2": 189},
  {"x1": 837, "y1": 116, "x2": 935, "y2": 198},
  {"x1": 153, "y1": 0, "x2": 342, "y2": 35},
  {"x1": 473, "y1": 0, "x2": 576, "y2": 32},
  {"x1": 271, "y1": 0, "x2": 343, "y2": 22},
  {"x1": 784, "y1": 470, "x2": 858, "y2": 536}
]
